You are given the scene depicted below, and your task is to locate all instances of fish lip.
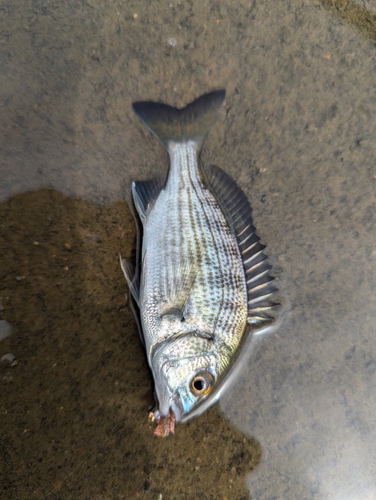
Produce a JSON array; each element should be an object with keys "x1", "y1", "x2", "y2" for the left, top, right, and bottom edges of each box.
[
  {"x1": 154, "y1": 401, "x2": 183, "y2": 423},
  {"x1": 170, "y1": 402, "x2": 182, "y2": 422},
  {"x1": 153, "y1": 378, "x2": 184, "y2": 423}
]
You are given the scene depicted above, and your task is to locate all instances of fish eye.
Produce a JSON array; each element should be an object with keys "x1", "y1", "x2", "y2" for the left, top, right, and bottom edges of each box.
[{"x1": 190, "y1": 371, "x2": 214, "y2": 396}]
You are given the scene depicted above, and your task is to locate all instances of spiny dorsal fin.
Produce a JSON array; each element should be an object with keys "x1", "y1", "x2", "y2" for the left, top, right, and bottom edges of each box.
[
  {"x1": 132, "y1": 178, "x2": 164, "y2": 223},
  {"x1": 132, "y1": 90, "x2": 226, "y2": 151},
  {"x1": 205, "y1": 164, "x2": 278, "y2": 325}
]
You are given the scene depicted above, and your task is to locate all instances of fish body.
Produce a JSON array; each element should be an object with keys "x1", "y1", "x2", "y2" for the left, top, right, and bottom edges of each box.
[{"x1": 121, "y1": 90, "x2": 277, "y2": 435}]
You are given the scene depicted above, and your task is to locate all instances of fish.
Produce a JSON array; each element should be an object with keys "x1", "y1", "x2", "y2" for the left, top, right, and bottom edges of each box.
[{"x1": 121, "y1": 90, "x2": 278, "y2": 436}]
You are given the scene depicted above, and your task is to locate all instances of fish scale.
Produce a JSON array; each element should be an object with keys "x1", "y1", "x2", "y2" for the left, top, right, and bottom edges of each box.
[
  {"x1": 141, "y1": 142, "x2": 247, "y2": 360},
  {"x1": 121, "y1": 90, "x2": 278, "y2": 435}
]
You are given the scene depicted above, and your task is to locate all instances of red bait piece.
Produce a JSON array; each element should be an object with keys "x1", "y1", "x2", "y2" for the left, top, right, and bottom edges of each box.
[{"x1": 153, "y1": 409, "x2": 176, "y2": 437}]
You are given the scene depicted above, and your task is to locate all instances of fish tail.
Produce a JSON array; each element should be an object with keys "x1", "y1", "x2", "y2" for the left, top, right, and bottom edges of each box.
[{"x1": 132, "y1": 90, "x2": 226, "y2": 151}]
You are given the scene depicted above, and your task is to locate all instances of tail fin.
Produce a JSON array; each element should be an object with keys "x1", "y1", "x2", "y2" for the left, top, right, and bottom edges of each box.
[{"x1": 132, "y1": 90, "x2": 226, "y2": 151}]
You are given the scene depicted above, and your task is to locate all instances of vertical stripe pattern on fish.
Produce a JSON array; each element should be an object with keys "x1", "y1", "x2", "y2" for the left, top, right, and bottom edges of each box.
[{"x1": 121, "y1": 90, "x2": 278, "y2": 436}]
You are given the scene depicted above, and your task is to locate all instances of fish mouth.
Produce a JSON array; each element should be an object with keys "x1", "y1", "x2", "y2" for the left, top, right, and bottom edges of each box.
[
  {"x1": 154, "y1": 402, "x2": 182, "y2": 424},
  {"x1": 149, "y1": 335, "x2": 187, "y2": 434},
  {"x1": 153, "y1": 384, "x2": 184, "y2": 422},
  {"x1": 170, "y1": 402, "x2": 182, "y2": 422}
]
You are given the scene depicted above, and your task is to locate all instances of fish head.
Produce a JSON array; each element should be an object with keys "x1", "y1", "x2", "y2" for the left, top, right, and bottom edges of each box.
[{"x1": 151, "y1": 333, "x2": 231, "y2": 423}]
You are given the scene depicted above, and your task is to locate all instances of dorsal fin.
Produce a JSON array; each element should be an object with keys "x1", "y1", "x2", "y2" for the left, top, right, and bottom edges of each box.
[
  {"x1": 132, "y1": 178, "x2": 164, "y2": 223},
  {"x1": 205, "y1": 165, "x2": 278, "y2": 325}
]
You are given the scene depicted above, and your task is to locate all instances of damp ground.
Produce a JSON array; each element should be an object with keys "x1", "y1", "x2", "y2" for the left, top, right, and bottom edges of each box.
[{"x1": 0, "y1": 190, "x2": 260, "y2": 500}]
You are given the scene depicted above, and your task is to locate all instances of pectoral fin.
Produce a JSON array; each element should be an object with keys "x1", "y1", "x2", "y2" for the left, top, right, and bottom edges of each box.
[
  {"x1": 120, "y1": 256, "x2": 140, "y2": 306},
  {"x1": 160, "y1": 263, "x2": 196, "y2": 321}
]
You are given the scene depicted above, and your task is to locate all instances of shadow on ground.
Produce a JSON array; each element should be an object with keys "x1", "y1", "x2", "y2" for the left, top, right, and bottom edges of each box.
[{"x1": 0, "y1": 189, "x2": 261, "y2": 500}]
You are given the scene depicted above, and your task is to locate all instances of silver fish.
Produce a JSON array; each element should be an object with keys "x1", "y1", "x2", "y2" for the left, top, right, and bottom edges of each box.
[{"x1": 121, "y1": 90, "x2": 277, "y2": 436}]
